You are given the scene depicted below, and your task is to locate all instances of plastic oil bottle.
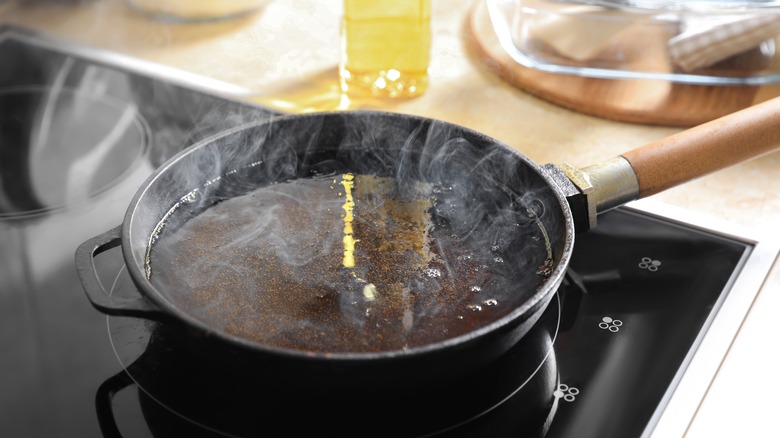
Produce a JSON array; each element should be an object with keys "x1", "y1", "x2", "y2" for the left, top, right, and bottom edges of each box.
[{"x1": 340, "y1": 0, "x2": 431, "y2": 98}]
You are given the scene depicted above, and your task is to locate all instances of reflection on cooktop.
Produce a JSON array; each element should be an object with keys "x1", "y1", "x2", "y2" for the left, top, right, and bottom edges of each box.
[{"x1": 0, "y1": 86, "x2": 148, "y2": 217}]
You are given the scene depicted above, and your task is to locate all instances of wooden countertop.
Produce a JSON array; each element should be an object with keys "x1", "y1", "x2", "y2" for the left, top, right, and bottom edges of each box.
[{"x1": 4, "y1": 0, "x2": 779, "y2": 436}]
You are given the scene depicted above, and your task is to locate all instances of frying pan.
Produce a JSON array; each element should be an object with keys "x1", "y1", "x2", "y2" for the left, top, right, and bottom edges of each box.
[{"x1": 76, "y1": 98, "x2": 780, "y2": 392}]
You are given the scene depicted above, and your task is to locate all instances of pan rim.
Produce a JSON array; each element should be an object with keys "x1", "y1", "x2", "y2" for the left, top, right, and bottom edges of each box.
[{"x1": 121, "y1": 109, "x2": 576, "y2": 362}]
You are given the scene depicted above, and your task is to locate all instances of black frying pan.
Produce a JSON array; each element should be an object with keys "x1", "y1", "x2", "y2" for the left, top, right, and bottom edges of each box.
[{"x1": 76, "y1": 100, "x2": 779, "y2": 392}]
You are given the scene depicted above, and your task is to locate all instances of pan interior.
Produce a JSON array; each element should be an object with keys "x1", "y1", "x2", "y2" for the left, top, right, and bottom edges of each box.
[{"x1": 137, "y1": 113, "x2": 565, "y2": 354}]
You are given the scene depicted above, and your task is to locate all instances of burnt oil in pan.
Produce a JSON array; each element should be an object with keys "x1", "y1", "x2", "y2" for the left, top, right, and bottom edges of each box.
[{"x1": 146, "y1": 171, "x2": 552, "y2": 354}]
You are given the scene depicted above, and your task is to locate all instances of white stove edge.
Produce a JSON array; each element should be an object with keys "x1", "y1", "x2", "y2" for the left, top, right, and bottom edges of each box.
[{"x1": 624, "y1": 199, "x2": 780, "y2": 438}]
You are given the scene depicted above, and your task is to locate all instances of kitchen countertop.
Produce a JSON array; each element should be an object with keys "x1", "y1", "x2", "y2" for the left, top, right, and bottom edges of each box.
[{"x1": 3, "y1": 0, "x2": 779, "y2": 436}]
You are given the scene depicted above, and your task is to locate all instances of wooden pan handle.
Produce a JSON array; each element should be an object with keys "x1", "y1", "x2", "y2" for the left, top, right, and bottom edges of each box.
[{"x1": 621, "y1": 96, "x2": 780, "y2": 198}]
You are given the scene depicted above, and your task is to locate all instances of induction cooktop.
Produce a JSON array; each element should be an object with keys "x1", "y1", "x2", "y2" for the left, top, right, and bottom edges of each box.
[{"x1": 1, "y1": 25, "x2": 777, "y2": 438}]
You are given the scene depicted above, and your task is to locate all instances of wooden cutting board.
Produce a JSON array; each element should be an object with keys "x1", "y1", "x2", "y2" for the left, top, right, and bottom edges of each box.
[{"x1": 466, "y1": 0, "x2": 780, "y2": 126}]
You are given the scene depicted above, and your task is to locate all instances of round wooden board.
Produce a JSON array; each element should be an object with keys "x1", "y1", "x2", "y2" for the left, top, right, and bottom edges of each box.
[{"x1": 466, "y1": 0, "x2": 780, "y2": 127}]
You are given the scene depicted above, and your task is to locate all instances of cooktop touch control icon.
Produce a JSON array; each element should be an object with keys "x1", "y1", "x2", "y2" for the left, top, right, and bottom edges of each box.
[
  {"x1": 554, "y1": 384, "x2": 580, "y2": 402},
  {"x1": 599, "y1": 316, "x2": 623, "y2": 332},
  {"x1": 639, "y1": 257, "x2": 662, "y2": 272}
]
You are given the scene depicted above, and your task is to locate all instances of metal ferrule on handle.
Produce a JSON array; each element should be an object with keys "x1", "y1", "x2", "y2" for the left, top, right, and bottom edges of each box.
[{"x1": 561, "y1": 157, "x2": 640, "y2": 229}]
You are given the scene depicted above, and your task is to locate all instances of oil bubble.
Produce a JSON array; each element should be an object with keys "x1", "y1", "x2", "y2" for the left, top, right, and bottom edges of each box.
[{"x1": 424, "y1": 268, "x2": 441, "y2": 278}]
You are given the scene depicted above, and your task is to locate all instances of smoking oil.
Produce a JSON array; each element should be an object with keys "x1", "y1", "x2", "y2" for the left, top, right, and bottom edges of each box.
[{"x1": 340, "y1": 0, "x2": 431, "y2": 98}]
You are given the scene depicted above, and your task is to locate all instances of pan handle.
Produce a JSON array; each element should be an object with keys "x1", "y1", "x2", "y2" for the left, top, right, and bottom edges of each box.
[
  {"x1": 75, "y1": 226, "x2": 167, "y2": 321},
  {"x1": 564, "y1": 96, "x2": 780, "y2": 229},
  {"x1": 619, "y1": 96, "x2": 780, "y2": 198}
]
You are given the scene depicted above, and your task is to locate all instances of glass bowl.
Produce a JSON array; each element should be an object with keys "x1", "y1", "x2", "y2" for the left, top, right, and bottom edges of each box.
[{"x1": 488, "y1": 0, "x2": 780, "y2": 84}]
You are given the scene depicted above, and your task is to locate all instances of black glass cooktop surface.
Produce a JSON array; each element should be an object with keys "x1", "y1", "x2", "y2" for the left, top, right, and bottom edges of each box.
[{"x1": 0, "y1": 26, "x2": 770, "y2": 438}]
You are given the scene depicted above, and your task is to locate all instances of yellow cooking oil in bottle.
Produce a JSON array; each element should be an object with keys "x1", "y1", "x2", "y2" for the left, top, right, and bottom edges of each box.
[{"x1": 340, "y1": 0, "x2": 431, "y2": 98}]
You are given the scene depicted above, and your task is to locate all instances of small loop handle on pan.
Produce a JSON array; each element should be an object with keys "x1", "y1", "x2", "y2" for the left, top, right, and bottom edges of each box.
[{"x1": 75, "y1": 225, "x2": 166, "y2": 321}]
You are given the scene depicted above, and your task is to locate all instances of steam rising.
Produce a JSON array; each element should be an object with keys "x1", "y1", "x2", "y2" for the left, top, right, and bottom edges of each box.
[{"x1": 143, "y1": 112, "x2": 558, "y2": 354}]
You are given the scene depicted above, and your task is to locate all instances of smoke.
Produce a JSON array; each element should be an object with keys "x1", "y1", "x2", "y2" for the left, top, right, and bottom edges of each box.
[{"x1": 142, "y1": 112, "x2": 560, "y2": 354}]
